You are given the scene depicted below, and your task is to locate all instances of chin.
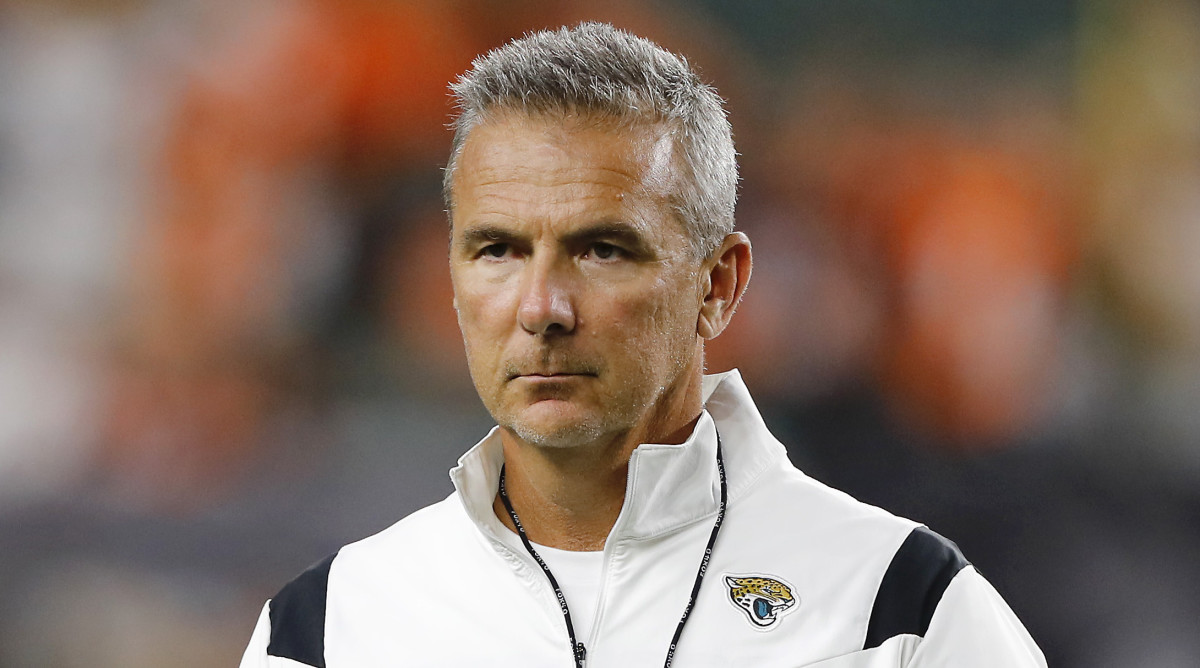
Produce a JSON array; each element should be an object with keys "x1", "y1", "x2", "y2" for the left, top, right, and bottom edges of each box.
[
  {"x1": 494, "y1": 393, "x2": 643, "y2": 450},
  {"x1": 508, "y1": 419, "x2": 604, "y2": 450},
  {"x1": 507, "y1": 412, "x2": 612, "y2": 450}
]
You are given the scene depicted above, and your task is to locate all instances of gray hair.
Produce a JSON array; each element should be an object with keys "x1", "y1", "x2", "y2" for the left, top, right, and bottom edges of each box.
[{"x1": 443, "y1": 22, "x2": 737, "y2": 258}]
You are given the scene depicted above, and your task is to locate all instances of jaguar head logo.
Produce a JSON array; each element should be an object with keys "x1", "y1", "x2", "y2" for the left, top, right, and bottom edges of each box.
[{"x1": 724, "y1": 574, "x2": 798, "y2": 630}]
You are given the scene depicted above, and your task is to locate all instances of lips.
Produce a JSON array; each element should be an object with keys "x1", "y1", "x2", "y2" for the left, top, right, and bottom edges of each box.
[
  {"x1": 504, "y1": 359, "x2": 600, "y2": 381},
  {"x1": 510, "y1": 371, "x2": 596, "y2": 380}
]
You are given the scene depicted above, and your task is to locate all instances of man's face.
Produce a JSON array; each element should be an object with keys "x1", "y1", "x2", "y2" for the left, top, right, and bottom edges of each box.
[{"x1": 448, "y1": 112, "x2": 705, "y2": 449}]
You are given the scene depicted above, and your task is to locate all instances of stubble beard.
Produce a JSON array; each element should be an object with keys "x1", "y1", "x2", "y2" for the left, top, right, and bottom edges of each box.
[
  {"x1": 507, "y1": 415, "x2": 611, "y2": 450},
  {"x1": 498, "y1": 370, "x2": 679, "y2": 452},
  {"x1": 472, "y1": 322, "x2": 697, "y2": 452},
  {"x1": 500, "y1": 381, "x2": 646, "y2": 451}
]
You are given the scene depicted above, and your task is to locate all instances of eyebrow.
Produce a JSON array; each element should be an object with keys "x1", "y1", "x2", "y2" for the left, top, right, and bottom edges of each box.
[
  {"x1": 561, "y1": 220, "x2": 651, "y2": 253},
  {"x1": 455, "y1": 220, "x2": 653, "y2": 255},
  {"x1": 456, "y1": 224, "x2": 523, "y2": 251}
]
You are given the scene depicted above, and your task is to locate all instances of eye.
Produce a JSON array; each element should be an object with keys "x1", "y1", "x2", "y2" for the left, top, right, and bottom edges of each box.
[
  {"x1": 481, "y1": 243, "x2": 511, "y2": 259},
  {"x1": 586, "y1": 242, "x2": 622, "y2": 261}
]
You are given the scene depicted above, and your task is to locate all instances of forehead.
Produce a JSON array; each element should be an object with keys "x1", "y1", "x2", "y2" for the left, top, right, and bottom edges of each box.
[{"x1": 451, "y1": 111, "x2": 679, "y2": 221}]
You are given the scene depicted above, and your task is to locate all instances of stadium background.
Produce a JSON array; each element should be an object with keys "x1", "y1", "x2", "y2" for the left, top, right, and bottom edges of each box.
[{"x1": 0, "y1": 0, "x2": 1197, "y2": 665}]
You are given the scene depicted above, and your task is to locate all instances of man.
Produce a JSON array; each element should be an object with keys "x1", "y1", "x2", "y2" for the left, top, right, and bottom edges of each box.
[{"x1": 241, "y1": 22, "x2": 1045, "y2": 667}]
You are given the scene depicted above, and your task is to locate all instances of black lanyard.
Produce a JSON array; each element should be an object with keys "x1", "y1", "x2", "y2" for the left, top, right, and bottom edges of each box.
[{"x1": 497, "y1": 433, "x2": 727, "y2": 668}]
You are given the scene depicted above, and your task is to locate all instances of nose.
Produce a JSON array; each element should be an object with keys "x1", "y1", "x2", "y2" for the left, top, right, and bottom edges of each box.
[{"x1": 517, "y1": 260, "x2": 576, "y2": 336}]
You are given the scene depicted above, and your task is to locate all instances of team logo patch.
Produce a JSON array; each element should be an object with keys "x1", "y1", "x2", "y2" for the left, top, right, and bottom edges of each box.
[{"x1": 724, "y1": 574, "x2": 798, "y2": 630}]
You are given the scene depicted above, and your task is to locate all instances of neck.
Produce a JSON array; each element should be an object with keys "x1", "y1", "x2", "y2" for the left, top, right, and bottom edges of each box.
[{"x1": 494, "y1": 371, "x2": 704, "y2": 551}]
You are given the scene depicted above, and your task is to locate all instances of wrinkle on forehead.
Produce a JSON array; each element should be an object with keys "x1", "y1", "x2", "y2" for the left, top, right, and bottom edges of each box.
[
  {"x1": 468, "y1": 165, "x2": 644, "y2": 191},
  {"x1": 640, "y1": 128, "x2": 679, "y2": 200},
  {"x1": 451, "y1": 111, "x2": 691, "y2": 249},
  {"x1": 461, "y1": 109, "x2": 680, "y2": 189}
]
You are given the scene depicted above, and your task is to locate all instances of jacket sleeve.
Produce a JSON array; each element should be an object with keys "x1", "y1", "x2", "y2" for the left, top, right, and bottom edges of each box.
[
  {"x1": 863, "y1": 526, "x2": 1045, "y2": 667},
  {"x1": 240, "y1": 600, "x2": 328, "y2": 668},
  {"x1": 906, "y1": 567, "x2": 1046, "y2": 667},
  {"x1": 239, "y1": 602, "x2": 272, "y2": 668},
  {"x1": 240, "y1": 552, "x2": 336, "y2": 667}
]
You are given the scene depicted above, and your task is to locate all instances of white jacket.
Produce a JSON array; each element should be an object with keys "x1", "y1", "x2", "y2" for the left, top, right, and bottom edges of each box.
[{"x1": 241, "y1": 370, "x2": 1046, "y2": 667}]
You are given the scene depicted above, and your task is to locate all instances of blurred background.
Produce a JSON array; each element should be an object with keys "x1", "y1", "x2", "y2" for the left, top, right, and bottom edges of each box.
[{"x1": 0, "y1": 0, "x2": 1197, "y2": 665}]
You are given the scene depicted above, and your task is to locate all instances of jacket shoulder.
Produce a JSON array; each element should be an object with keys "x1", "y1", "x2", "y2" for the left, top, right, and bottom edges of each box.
[
  {"x1": 267, "y1": 552, "x2": 338, "y2": 667},
  {"x1": 263, "y1": 494, "x2": 466, "y2": 666},
  {"x1": 765, "y1": 465, "x2": 973, "y2": 649},
  {"x1": 864, "y1": 526, "x2": 970, "y2": 649},
  {"x1": 339, "y1": 492, "x2": 470, "y2": 562},
  {"x1": 738, "y1": 461, "x2": 977, "y2": 656}
]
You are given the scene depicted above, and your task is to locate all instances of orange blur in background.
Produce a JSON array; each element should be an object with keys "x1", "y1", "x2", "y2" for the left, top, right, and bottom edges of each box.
[{"x1": 0, "y1": 1, "x2": 1197, "y2": 666}]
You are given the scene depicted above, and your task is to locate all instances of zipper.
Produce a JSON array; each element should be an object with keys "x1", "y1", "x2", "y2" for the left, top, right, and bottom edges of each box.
[
  {"x1": 582, "y1": 542, "x2": 614, "y2": 666},
  {"x1": 582, "y1": 452, "x2": 640, "y2": 666},
  {"x1": 489, "y1": 538, "x2": 583, "y2": 665}
]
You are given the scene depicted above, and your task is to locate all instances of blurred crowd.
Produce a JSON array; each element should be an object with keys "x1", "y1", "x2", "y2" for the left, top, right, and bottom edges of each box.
[{"x1": 0, "y1": 0, "x2": 1197, "y2": 666}]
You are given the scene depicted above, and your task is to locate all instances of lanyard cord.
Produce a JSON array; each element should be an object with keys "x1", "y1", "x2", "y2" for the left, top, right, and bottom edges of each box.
[
  {"x1": 497, "y1": 434, "x2": 727, "y2": 668},
  {"x1": 498, "y1": 465, "x2": 587, "y2": 667}
]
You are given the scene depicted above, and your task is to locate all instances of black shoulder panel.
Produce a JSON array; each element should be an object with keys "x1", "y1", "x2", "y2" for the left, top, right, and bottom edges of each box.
[
  {"x1": 863, "y1": 526, "x2": 969, "y2": 650},
  {"x1": 268, "y1": 552, "x2": 338, "y2": 667}
]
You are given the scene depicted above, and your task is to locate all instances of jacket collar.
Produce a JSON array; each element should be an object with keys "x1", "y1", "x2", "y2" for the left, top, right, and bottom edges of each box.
[{"x1": 449, "y1": 369, "x2": 787, "y2": 547}]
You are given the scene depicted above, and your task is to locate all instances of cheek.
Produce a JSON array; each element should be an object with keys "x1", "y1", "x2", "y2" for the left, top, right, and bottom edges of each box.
[
  {"x1": 647, "y1": 269, "x2": 701, "y2": 330},
  {"x1": 605, "y1": 279, "x2": 698, "y2": 361},
  {"x1": 453, "y1": 287, "x2": 508, "y2": 370}
]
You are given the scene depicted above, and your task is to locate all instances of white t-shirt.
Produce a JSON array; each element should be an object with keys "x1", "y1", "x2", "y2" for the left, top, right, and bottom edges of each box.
[{"x1": 529, "y1": 542, "x2": 605, "y2": 642}]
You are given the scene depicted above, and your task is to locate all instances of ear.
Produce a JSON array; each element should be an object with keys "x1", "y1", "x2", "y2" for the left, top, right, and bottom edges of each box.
[{"x1": 697, "y1": 232, "x2": 752, "y2": 340}]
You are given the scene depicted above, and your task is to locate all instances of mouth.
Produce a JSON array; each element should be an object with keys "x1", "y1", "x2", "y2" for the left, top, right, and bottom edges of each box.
[
  {"x1": 510, "y1": 371, "x2": 597, "y2": 381},
  {"x1": 504, "y1": 357, "x2": 601, "y2": 382}
]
